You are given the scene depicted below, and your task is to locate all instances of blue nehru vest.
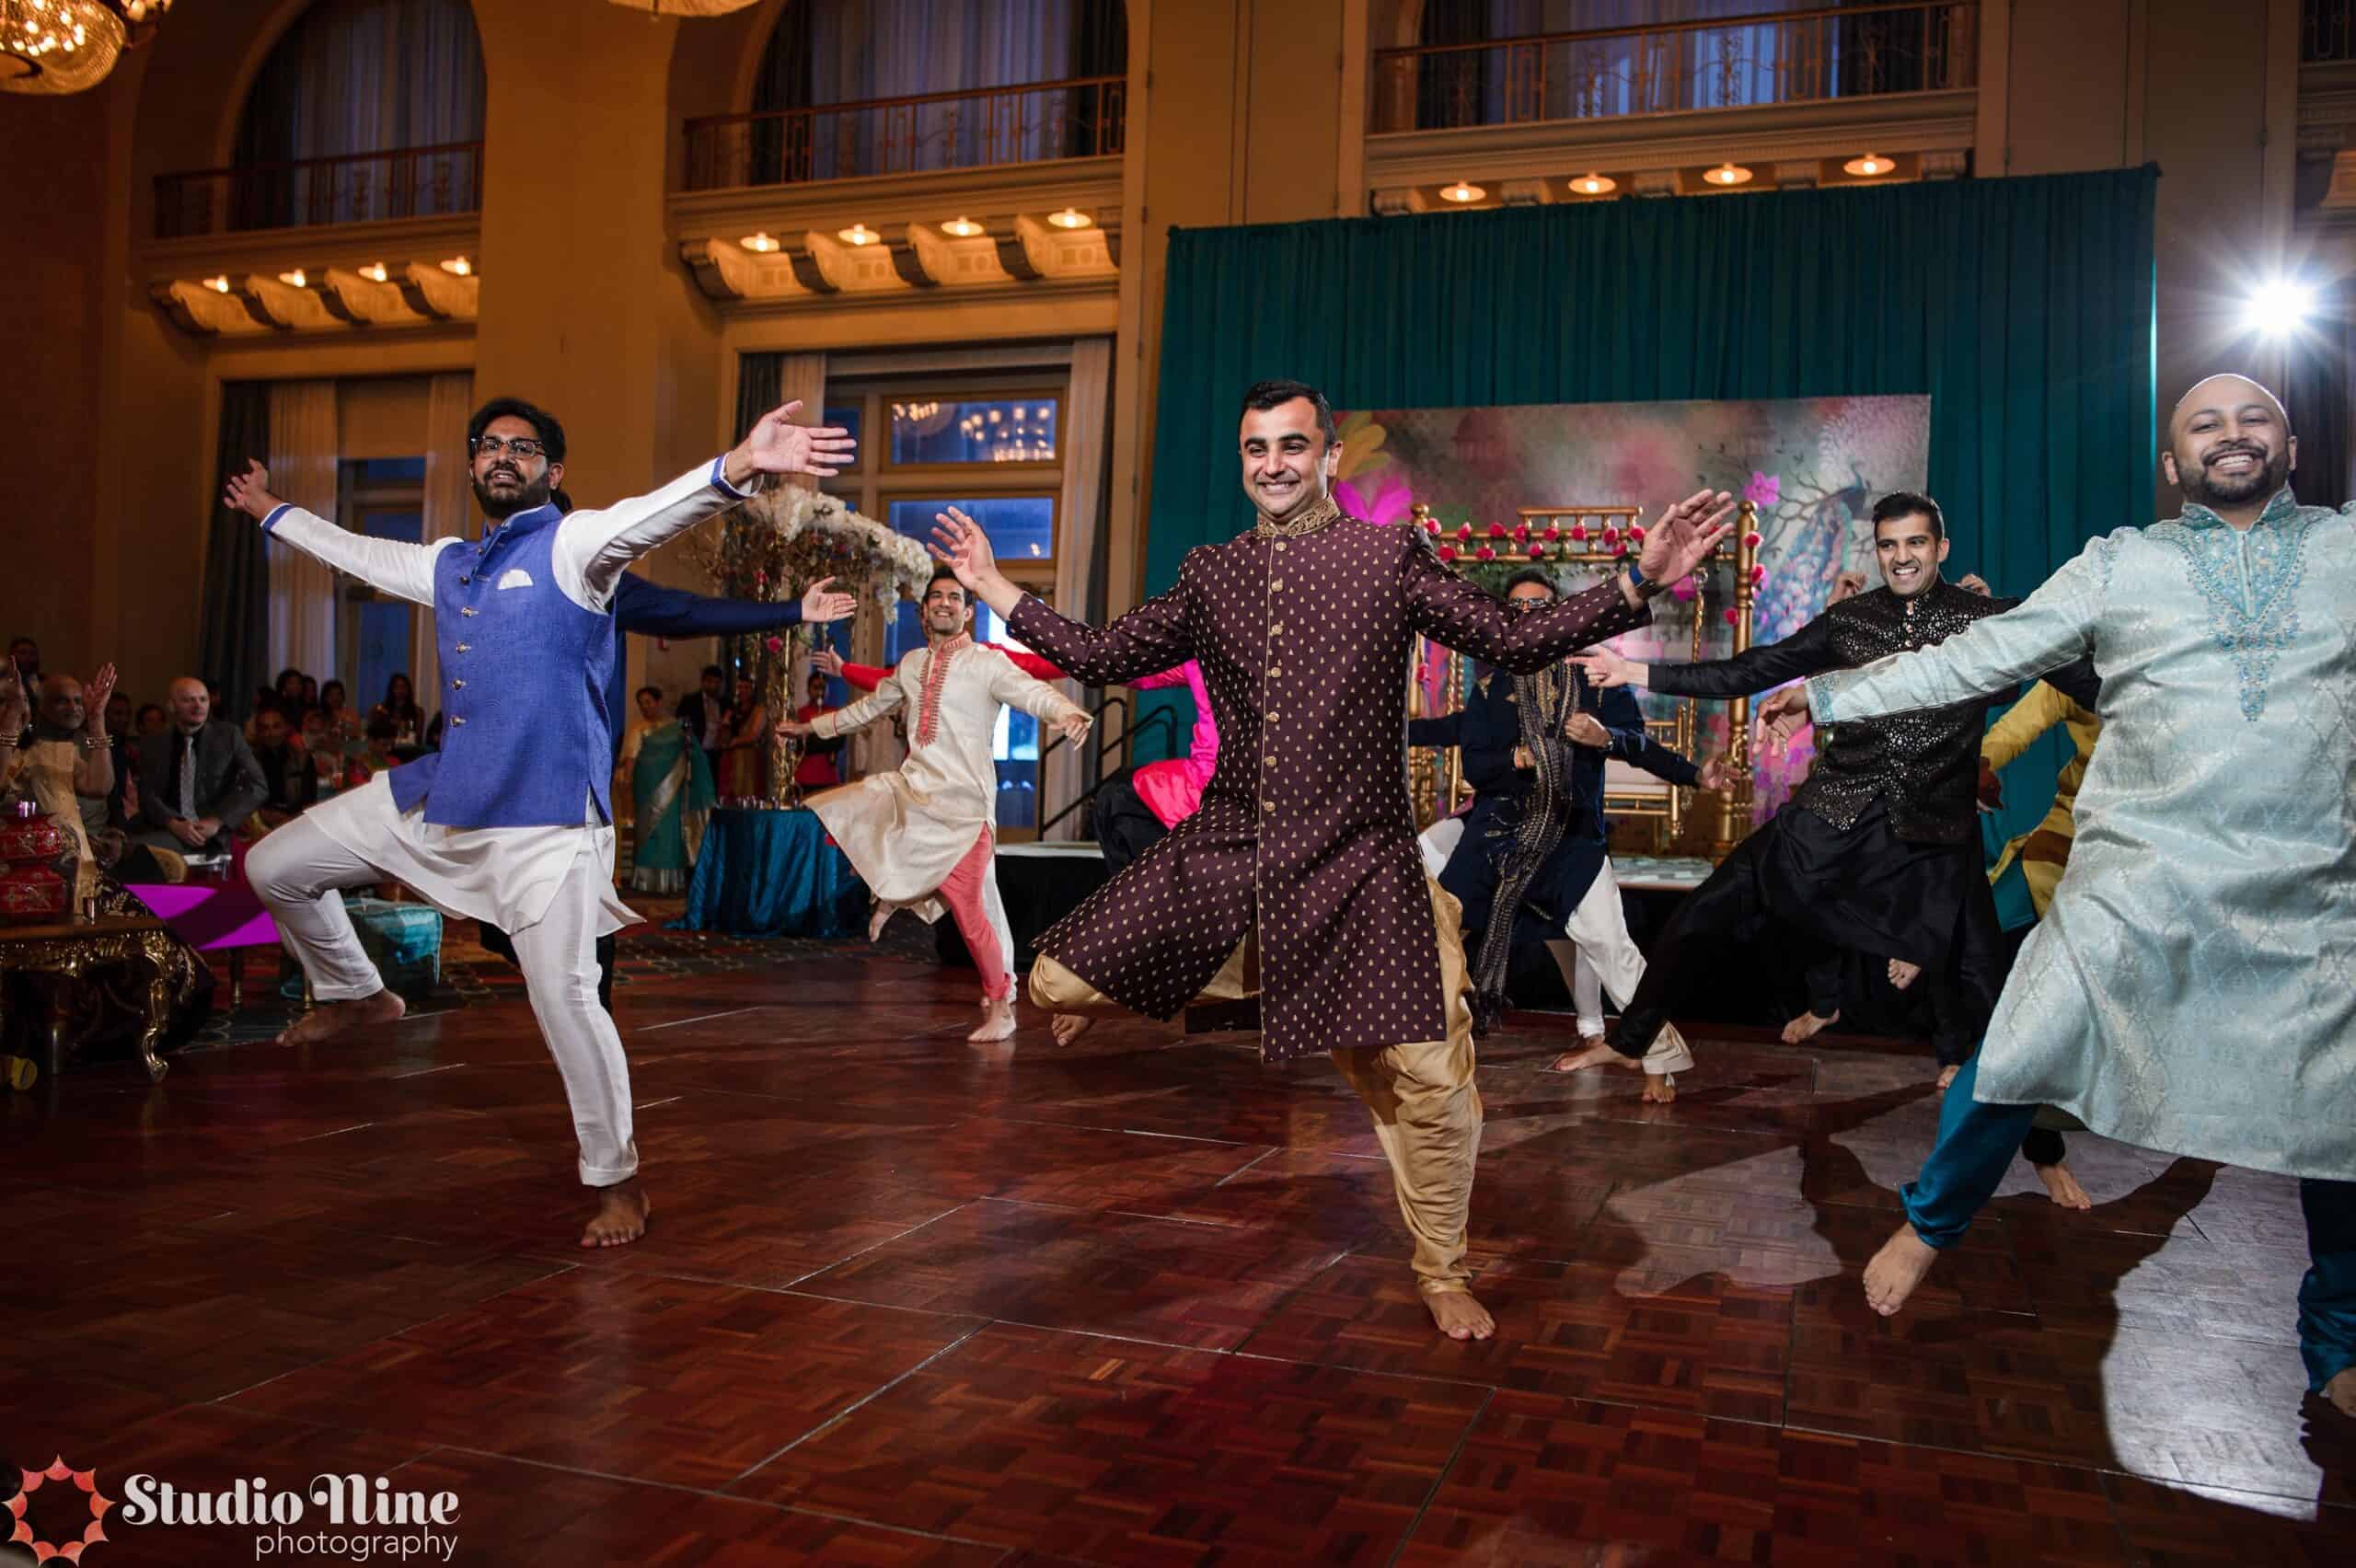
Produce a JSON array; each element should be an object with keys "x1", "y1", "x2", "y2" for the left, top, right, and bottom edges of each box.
[{"x1": 390, "y1": 502, "x2": 618, "y2": 829}]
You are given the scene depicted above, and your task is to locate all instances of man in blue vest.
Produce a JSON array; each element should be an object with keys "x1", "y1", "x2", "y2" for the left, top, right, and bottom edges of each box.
[{"x1": 225, "y1": 397, "x2": 855, "y2": 1249}]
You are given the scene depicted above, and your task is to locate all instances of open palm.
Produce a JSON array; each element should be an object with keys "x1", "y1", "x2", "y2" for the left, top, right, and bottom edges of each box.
[{"x1": 743, "y1": 400, "x2": 857, "y2": 478}]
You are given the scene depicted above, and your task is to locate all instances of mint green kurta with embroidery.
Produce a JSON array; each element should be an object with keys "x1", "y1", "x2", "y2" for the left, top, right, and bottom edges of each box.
[{"x1": 1806, "y1": 490, "x2": 2355, "y2": 1181}]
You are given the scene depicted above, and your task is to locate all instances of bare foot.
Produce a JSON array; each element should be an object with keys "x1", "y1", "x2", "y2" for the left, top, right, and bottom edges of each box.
[
  {"x1": 867, "y1": 903, "x2": 895, "y2": 942},
  {"x1": 1643, "y1": 1073, "x2": 1677, "y2": 1105},
  {"x1": 1888, "y1": 958, "x2": 1923, "y2": 990},
  {"x1": 1050, "y1": 1013, "x2": 1095, "y2": 1047},
  {"x1": 1546, "y1": 1038, "x2": 1640, "y2": 1076},
  {"x1": 275, "y1": 988, "x2": 405, "y2": 1046},
  {"x1": 1936, "y1": 1063, "x2": 1960, "y2": 1090},
  {"x1": 580, "y1": 1179, "x2": 651, "y2": 1249},
  {"x1": 1862, "y1": 1222, "x2": 1939, "y2": 1316},
  {"x1": 967, "y1": 997, "x2": 1016, "y2": 1043},
  {"x1": 2036, "y1": 1160, "x2": 2094, "y2": 1209},
  {"x1": 1421, "y1": 1286, "x2": 1496, "y2": 1341},
  {"x1": 1781, "y1": 1009, "x2": 1839, "y2": 1044},
  {"x1": 2326, "y1": 1367, "x2": 2356, "y2": 1418}
]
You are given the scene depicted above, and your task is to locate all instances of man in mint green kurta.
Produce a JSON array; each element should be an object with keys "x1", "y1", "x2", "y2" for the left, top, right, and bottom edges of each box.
[{"x1": 1761, "y1": 374, "x2": 2355, "y2": 1417}]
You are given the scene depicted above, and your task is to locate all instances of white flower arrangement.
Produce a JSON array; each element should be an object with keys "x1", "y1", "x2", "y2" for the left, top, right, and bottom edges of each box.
[{"x1": 749, "y1": 484, "x2": 934, "y2": 604}]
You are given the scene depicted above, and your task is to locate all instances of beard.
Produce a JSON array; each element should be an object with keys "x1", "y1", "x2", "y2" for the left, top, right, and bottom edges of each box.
[
  {"x1": 473, "y1": 467, "x2": 553, "y2": 519},
  {"x1": 2177, "y1": 443, "x2": 2291, "y2": 508}
]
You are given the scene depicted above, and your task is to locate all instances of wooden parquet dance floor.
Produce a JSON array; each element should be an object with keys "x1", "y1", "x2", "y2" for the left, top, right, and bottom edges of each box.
[{"x1": 5, "y1": 922, "x2": 2351, "y2": 1566}]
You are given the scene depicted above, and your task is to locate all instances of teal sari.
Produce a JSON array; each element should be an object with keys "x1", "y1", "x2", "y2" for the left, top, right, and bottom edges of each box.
[{"x1": 629, "y1": 720, "x2": 714, "y2": 894}]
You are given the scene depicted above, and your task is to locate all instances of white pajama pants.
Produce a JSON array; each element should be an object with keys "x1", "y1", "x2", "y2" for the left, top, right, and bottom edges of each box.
[
  {"x1": 1545, "y1": 857, "x2": 1649, "y2": 1036},
  {"x1": 246, "y1": 813, "x2": 639, "y2": 1186}
]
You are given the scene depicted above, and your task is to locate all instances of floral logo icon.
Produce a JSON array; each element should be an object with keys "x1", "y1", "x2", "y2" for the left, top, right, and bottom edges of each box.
[{"x1": 6, "y1": 1458, "x2": 112, "y2": 1563}]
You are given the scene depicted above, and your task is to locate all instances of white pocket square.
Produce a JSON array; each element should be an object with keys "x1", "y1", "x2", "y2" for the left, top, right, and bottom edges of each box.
[{"x1": 495, "y1": 568, "x2": 534, "y2": 590}]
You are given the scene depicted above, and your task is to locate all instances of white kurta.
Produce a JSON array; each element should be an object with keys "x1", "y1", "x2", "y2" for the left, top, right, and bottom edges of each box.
[
  {"x1": 261, "y1": 460, "x2": 751, "y2": 934},
  {"x1": 809, "y1": 637, "x2": 1087, "y2": 923}
]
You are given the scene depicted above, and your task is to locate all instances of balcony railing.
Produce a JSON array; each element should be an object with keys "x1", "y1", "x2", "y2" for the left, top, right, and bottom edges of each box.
[
  {"x1": 681, "y1": 75, "x2": 1126, "y2": 192},
  {"x1": 2305, "y1": 1, "x2": 2356, "y2": 63},
  {"x1": 1371, "y1": 1, "x2": 1979, "y2": 135},
  {"x1": 155, "y1": 142, "x2": 485, "y2": 240}
]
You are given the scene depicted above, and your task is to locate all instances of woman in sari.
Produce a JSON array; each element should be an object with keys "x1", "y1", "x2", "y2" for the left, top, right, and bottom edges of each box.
[{"x1": 625, "y1": 702, "x2": 714, "y2": 894}]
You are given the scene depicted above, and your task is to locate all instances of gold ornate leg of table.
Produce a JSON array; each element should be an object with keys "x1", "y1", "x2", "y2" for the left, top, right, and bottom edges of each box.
[
  {"x1": 136, "y1": 939, "x2": 172, "y2": 1084},
  {"x1": 230, "y1": 948, "x2": 246, "y2": 1012},
  {"x1": 42, "y1": 977, "x2": 71, "y2": 1086}
]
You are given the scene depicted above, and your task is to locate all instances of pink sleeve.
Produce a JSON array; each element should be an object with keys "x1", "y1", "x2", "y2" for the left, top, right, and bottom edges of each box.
[
  {"x1": 840, "y1": 662, "x2": 888, "y2": 693},
  {"x1": 1182, "y1": 661, "x2": 1218, "y2": 784},
  {"x1": 1129, "y1": 664, "x2": 1189, "y2": 691}
]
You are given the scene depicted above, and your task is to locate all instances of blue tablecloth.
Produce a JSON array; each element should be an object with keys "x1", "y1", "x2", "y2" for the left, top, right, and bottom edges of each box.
[{"x1": 670, "y1": 807, "x2": 868, "y2": 938}]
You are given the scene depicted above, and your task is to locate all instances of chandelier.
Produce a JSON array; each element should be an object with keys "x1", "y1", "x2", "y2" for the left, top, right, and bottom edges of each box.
[
  {"x1": 606, "y1": 1, "x2": 764, "y2": 15},
  {"x1": 0, "y1": 0, "x2": 169, "y2": 95}
]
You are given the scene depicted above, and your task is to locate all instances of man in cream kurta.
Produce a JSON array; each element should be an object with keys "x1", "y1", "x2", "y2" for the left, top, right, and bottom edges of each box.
[
  {"x1": 226, "y1": 398, "x2": 855, "y2": 1248},
  {"x1": 784, "y1": 566, "x2": 1090, "y2": 1043},
  {"x1": 1760, "y1": 374, "x2": 2356, "y2": 1417}
]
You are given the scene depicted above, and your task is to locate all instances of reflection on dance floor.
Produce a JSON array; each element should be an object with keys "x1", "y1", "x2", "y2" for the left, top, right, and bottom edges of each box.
[{"x1": 1, "y1": 917, "x2": 2348, "y2": 1564}]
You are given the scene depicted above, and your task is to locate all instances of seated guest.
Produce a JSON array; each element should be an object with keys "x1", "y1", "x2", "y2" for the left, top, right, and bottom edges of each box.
[
  {"x1": 0, "y1": 668, "x2": 26, "y2": 797},
  {"x1": 8, "y1": 636, "x2": 40, "y2": 697},
  {"x1": 317, "y1": 678, "x2": 357, "y2": 743},
  {"x1": 101, "y1": 690, "x2": 135, "y2": 827},
  {"x1": 371, "y1": 672, "x2": 425, "y2": 746},
  {"x1": 351, "y1": 715, "x2": 399, "y2": 783},
  {"x1": 272, "y1": 666, "x2": 309, "y2": 727},
  {"x1": 248, "y1": 700, "x2": 316, "y2": 830},
  {"x1": 19, "y1": 665, "x2": 120, "y2": 901},
  {"x1": 132, "y1": 675, "x2": 266, "y2": 857},
  {"x1": 298, "y1": 708, "x2": 361, "y2": 799},
  {"x1": 134, "y1": 702, "x2": 167, "y2": 738}
]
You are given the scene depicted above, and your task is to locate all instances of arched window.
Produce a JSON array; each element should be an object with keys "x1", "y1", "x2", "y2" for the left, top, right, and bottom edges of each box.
[
  {"x1": 741, "y1": 0, "x2": 1126, "y2": 184},
  {"x1": 230, "y1": 0, "x2": 486, "y2": 229}
]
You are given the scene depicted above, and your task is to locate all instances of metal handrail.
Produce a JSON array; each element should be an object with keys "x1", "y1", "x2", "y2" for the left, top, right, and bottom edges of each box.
[
  {"x1": 1370, "y1": 0, "x2": 1978, "y2": 134},
  {"x1": 1036, "y1": 691, "x2": 1178, "y2": 837},
  {"x1": 681, "y1": 73, "x2": 1126, "y2": 191},
  {"x1": 154, "y1": 140, "x2": 486, "y2": 239}
]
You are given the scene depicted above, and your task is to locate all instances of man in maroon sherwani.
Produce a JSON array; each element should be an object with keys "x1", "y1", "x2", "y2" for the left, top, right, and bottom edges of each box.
[{"x1": 930, "y1": 381, "x2": 1732, "y2": 1339}]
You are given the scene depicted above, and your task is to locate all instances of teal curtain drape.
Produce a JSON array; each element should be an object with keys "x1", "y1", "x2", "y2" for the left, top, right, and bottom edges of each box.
[{"x1": 1138, "y1": 166, "x2": 2158, "y2": 813}]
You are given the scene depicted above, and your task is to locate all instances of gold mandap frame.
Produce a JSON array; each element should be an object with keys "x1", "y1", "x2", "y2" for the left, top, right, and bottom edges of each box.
[{"x1": 1407, "y1": 499, "x2": 1763, "y2": 860}]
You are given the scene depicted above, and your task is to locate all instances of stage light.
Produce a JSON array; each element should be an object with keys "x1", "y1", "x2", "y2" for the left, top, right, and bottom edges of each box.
[
  {"x1": 202, "y1": 275, "x2": 230, "y2": 293},
  {"x1": 359, "y1": 262, "x2": 389, "y2": 282},
  {"x1": 837, "y1": 223, "x2": 880, "y2": 246},
  {"x1": 2244, "y1": 277, "x2": 2317, "y2": 338},
  {"x1": 1843, "y1": 152, "x2": 1893, "y2": 178},
  {"x1": 1703, "y1": 162, "x2": 1752, "y2": 187},
  {"x1": 940, "y1": 215, "x2": 985, "y2": 237},
  {"x1": 1569, "y1": 172, "x2": 1615, "y2": 196},
  {"x1": 1438, "y1": 179, "x2": 1484, "y2": 203},
  {"x1": 739, "y1": 231, "x2": 780, "y2": 252},
  {"x1": 277, "y1": 268, "x2": 306, "y2": 287},
  {"x1": 1047, "y1": 207, "x2": 1092, "y2": 229},
  {"x1": 439, "y1": 256, "x2": 473, "y2": 276}
]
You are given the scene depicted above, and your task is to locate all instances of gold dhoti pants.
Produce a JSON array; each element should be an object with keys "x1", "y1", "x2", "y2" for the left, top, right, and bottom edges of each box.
[{"x1": 1030, "y1": 876, "x2": 1482, "y2": 1293}]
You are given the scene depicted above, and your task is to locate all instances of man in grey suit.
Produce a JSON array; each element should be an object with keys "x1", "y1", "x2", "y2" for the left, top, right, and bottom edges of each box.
[{"x1": 133, "y1": 675, "x2": 266, "y2": 855}]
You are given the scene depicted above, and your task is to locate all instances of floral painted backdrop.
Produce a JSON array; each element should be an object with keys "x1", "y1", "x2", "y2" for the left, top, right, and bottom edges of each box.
[{"x1": 1335, "y1": 396, "x2": 1931, "y2": 818}]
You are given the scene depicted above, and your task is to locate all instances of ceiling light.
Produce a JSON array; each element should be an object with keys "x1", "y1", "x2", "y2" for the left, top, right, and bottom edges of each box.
[
  {"x1": 837, "y1": 223, "x2": 879, "y2": 246},
  {"x1": 276, "y1": 268, "x2": 307, "y2": 287},
  {"x1": 1046, "y1": 207, "x2": 1092, "y2": 229},
  {"x1": 439, "y1": 256, "x2": 472, "y2": 276},
  {"x1": 1438, "y1": 179, "x2": 1484, "y2": 203},
  {"x1": 940, "y1": 215, "x2": 985, "y2": 237},
  {"x1": 1570, "y1": 172, "x2": 1616, "y2": 196},
  {"x1": 358, "y1": 261, "x2": 388, "y2": 282},
  {"x1": 1843, "y1": 152, "x2": 1893, "y2": 178},
  {"x1": 202, "y1": 275, "x2": 230, "y2": 293},
  {"x1": 1702, "y1": 162, "x2": 1752, "y2": 187},
  {"x1": 2243, "y1": 277, "x2": 2318, "y2": 339},
  {"x1": 738, "y1": 231, "x2": 780, "y2": 253}
]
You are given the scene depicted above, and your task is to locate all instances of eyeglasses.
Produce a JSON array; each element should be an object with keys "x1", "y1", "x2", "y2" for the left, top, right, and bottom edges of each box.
[{"x1": 470, "y1": 434, "x2": 549, "y2": 460}]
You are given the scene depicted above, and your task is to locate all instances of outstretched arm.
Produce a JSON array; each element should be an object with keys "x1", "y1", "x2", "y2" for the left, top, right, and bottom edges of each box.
[
  {"x1": 802, "y1": 665, "x2": 907, "y2": 740},
  {"x1": 1582, "y1": 614, "x2": 1838, "y2": 698},
  {"x1": 608, "y1": 571, "x2": 852, "y2": 638},
  {"x1": 1764, "y1": 540, "x2": 2108, "y2": 740},
  {"x1": 931, "y1": 505, "x2": 1194, "y2": 683},
  {"x1": 558, "y1": 401, "x2": 856, "y2": 606},
  {"x1": 1405, "y1": 546, "x2": 1653, "y2": 674},
  {"x1": 228, "y1": 462, "x2": 453, "y2": 606},
  {"x1": 986, "y1": 656, "x2": 1092, "y2": 745}
]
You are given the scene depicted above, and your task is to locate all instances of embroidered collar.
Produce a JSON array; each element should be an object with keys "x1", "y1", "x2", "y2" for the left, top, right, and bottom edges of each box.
[
  {"x1": 1253, "y1": 495, "x2": 1342, "y2": 540},
  {"x1": 2177, "y1": 487, "x2": 2300, "y2": 532},
  {"x1": 914, "y1": 633, "x2": 972, "y2": 747}
]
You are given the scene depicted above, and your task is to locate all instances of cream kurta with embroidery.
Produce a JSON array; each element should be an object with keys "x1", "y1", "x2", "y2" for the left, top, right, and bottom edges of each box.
[
  {"x1": 1807, "y1": 490, "x2": 2356, "y2": 1182},
  {"x1": 806, "y1": 637, "x2": 1087, "y2": 922}
]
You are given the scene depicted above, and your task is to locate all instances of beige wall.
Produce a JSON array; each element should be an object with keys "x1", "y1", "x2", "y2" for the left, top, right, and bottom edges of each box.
[{"x1": 6, "y1": 0, "x2": 2323, "y2": 698}]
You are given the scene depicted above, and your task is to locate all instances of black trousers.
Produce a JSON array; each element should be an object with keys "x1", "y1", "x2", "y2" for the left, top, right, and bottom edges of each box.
[
  {"x1": 1614, "y1": 801, "x2": 2001, "y2": 1066},
  {"x1": 479, "y1": 921, "x2": 617, "y2": 1011},
  {"x1": 1092, "y1": 768, "x2": 1170, "y2": 878}
]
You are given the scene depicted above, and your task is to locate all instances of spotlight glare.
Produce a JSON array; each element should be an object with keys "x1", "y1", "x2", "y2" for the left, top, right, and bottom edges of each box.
[{"x1": 2244, "y1": 278, "x2": 2318, "y2": 339}]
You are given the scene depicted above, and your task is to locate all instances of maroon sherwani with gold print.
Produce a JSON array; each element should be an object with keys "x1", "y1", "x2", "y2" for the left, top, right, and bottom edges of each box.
[{"x1": 1008, "y1": 497, "x2": 1651, "y2": 1063}]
